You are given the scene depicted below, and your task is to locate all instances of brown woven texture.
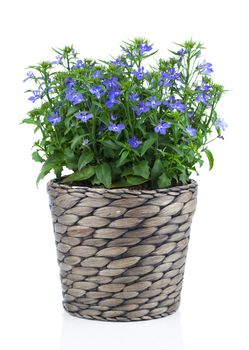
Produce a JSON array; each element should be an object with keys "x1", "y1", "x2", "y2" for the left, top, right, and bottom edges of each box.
[{"x1": 47, "y1": 179, "x2": 197, "y2": 321}]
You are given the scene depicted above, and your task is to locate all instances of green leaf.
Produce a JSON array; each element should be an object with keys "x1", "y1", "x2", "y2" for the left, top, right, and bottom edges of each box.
[
  {"x1": 186, "y1": 150, "x2": 195, "y2": 163},
  {"x1": 158, "y1": 173, "x2": 171, "y2": 188},
  {"x1": 111, "y1": 181, "x2": 128, "y2": 188},
  {"x1": 133, "y1": 160, "x2": 150, "y2": 179},
  {"x1": 54, "y1": 166, "x2": 63, "y2": 179},
  {"x1": 167, "y1": 144, "x2": 184, "y2": 156},
  {"x1": 126, "y1": 176, "x2": 147, "y2": 186},
  {"x1": 36, "y1": 162, "x2": 53, "y2": 184},
  {"x1": 122, "y1": 167, "x2": 133, "y2": 177},
  {"x1": 71, "y1": 135, "x2": 83, "y2": 150},
  {"x1": 32, "y1": 151, "x2": 44, "y2": 163},
  {"x1": 141, "y1": 134, "x2": 156, "y2": 156},
  {"x1": 21, "y1": 118, "x2": 36, "y2": 125},
  {"x1": 151, "y1": 159, "x2": 164, "y2": 180},
  {"x1": 36, "y1": 153, "x2": 62, "y2": 184},
  {"x1": 204, "y1": 149, "x2": 214, "y2": 170},
  {"x1": 116, "y1": 150, "x2": 129, "y2": 167},
  {"x1": 112, "y1": 176, "x2": 147, "y2": 188},
  {"x1": 64, "y1": 148, "x2": 75, "y2": 160},
  {"x1": 62, "y1": 166, "x2": 95, "y2": 183},
  {"x1": 91, "y1": 175, "x2": 101, "y2": 185},
  {"x1": 66, "y1": 106, "x2": 78, "y2": 117},
  {"x1": 101, "y1": 139, "x2": 120, "y2": 150},
  {"x1": 103, "y1": 147, "x2": 116, "y2": 159},
  {"x1": 64, "y1": 148, "x2": 77, "y2": 170},
  {"x1": 143, "y1": 49, "x2": 159, "y2": 59},
  {"x1": 96, "y1": 163, "x2": 112, "y2": 188},
  {"x1": 78, "y1": 150, "x2": 94, "y2": 170},
  {"x1": 179, "y1": 172, "x2": 188, "y2": 184}
]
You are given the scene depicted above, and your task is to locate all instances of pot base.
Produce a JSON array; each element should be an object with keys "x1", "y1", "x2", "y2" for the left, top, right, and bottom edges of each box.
[{"x1": 63, "y1": 300, "x2": 180, "y2": 321}]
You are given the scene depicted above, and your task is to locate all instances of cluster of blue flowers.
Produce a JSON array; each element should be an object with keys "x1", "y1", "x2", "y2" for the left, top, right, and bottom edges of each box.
[
  {"x1": 128, "y1": 136, "x2": 142, "y2": 148},
  {"x1": 91, "y1": 70, "x2": 102, "y2": 78},
  {"x1": 131, "y1": 66, "x2": 149, "y2": 81},
  {"x1": 75, "y1": 111, "x2": 93, "y2": 122},
  {"x1": 154, "y1": 120, "x2": 171, "y2": 135},
  {"x1": 28, "y1": 90, "x2": 42, "y2": 103},
  {"x1": 163, "y1": 96, "x2": 186, "y2": 112},
  {"x1": 23, "y1": 40, "x2": 227, "y2": 189},
  {"x1": 65, "y1": 78, "x2": 84, "y2": 105},
  {"x1": 108, "y1": 122, "x2": 125, "y2": 132},
  {"x1": 160, "y1": 68, "x2": 180, "y2": 87},
  {"x1": 198, "y1": 61, "x2": 213, "y2": 76},
  {"x1": 90, "y1": 85, "x2": 104, "y2": 99},
  {"x1": 110, "y1": 56, "x2": 130, "y2": 67},
  {"x1": 73, "y1": 60, "x2": 84, "y2": 69},
  {"x1": 47, "y1": 110, "x2": 61, "y2": 125},
  {"x1": 24, "y1": 40, "x2": 226, "y2": 155}
]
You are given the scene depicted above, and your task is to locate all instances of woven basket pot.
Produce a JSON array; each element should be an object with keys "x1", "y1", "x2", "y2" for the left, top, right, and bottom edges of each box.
[{"x1": 47, "y1": 179, "x2": 197, "y2": 321}]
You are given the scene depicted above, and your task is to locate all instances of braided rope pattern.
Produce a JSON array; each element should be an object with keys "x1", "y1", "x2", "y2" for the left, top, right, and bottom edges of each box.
[{"x1": 47, "y1": 180, "x2": 197, "y2": 321}]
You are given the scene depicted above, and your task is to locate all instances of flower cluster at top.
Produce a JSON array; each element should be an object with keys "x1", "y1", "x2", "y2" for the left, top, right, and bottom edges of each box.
[{"x1": 23, "y1": 39, "x2": 226, "y2": 188}]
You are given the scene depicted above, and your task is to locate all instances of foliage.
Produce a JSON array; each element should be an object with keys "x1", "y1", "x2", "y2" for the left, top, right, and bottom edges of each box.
[{"x1": 22, "y1": 38, "x2": 227, "y2": 188}]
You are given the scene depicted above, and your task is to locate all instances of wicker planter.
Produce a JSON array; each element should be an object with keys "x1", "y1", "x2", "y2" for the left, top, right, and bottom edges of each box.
[{"x1": 47, "y1": 179, "x2": 197, "y2": 321}]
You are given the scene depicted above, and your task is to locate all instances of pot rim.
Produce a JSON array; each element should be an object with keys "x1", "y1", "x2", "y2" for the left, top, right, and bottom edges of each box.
[{"x1": 47, "y1": 178, "x2": 198, "y2": 193}]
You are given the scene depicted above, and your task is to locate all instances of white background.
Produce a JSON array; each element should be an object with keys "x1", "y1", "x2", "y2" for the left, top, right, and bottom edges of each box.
[{"x1": 0, "y1": 0, "x2": 249, "y2": 349}]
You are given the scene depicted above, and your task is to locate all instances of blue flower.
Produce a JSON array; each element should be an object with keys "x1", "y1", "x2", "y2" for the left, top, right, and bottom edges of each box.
[
  {"x1": 166, "y1": 67, "x2": 179, "y2": 78},
  {"x1": 185, "y1": 127, "x2": 197, "y2": 137},
  {"x1": 176, "y1": 48, "x2": 185, "y2": 56},
  {"x1": 160, "y1": 68, "x2": 180, "y2": 87},
  {"x1": 197, "y1": 81, "x2": 212, "y2": 92},
  {"x1": 28, "y1": 90, "x2": 41, "y2": 103},
  {"x1": 216, "y1": 118, "x2": 227, "y2": 131},
  {"x1": 51, "y1": 55, "x2": 63, "y2": 65},
  {"x1": 48, "y1": 110, "x2": 61, "y2": 125},
  {"x1": 106, "y1": 99, "x2": 119, "y2": 108},
  {"x1": 23, "y1": 71, "x2": 35, "y2": 83},
  {"x1": 128, "y1": 136, "x2": 142, "y2": 148},
  {"x1": 91, "y1": 70, "x2": 102, "y2": 78},
  {"x1": 145, "y1": 96, "x2": 161, "y2": 109},
  {"x1": 133, "y1": 102, "x2": 150, "y2": 116},
  {"x1": 163, "y1": 96, "x2": 186, "y2": 112},
  {"x1": 173, "y1": 100, "x2": 187, "y2": 112},
  {"x1": 111, "y1": 114, "x2": 118, "y2": 120},
  {"x1": 105, "y1": 89, "x2": 122, "y2": 108},
  {"x1": 138, "y1": 44, "x2": 152, "y2": 54},
  {"x1": 108, "y1": 122, "x2": 125, "y2": 132},
  {"x1": 104, "y1": 77, "x2": 119, "y2": 90},
  {"x1": 154, "y1": 120, "x2": 171, "y2": 135},
  {"x1": 129, "y1": 93, "x2": 139, "y2": 101},
  {"x1": 90, "y1": 85, "x2": 104, "y2": 99},
  {"x1": 163, "y1": 96, "x2": 175, "y2": 108},
  {"x1": 198, "y1": 61, "x2": 213, "y2": 75},
  {"x1": 131, "y1": 67, "x2": 148, "y2": 81},
  {"x1": 110, "y1": 56, "x2": 127, "y2": 67},
  {"x1": 195, "y1": 93, "x2": 208, "y2": 104},
  {"x1": 73, "y1": 60, "x2": 85, "y2": 69},
  {"x1": 65, "y1": 78, "x2": 83, "y2": 104},
  {"x1": 82, "y1": 138, "x2": 89, "y2": 145},
  {"x1": 65, "y1": 77, "x2": 76, "y2": 87},
  {"x1": 75, "y1": 111, "x2": 93, "y2": 122},
  {"x1": 65, "y1": 87, "x2": 84, "y2": 105},
  {"x1": 112, "y1": 89, "x2": 122, "y2": 98}
]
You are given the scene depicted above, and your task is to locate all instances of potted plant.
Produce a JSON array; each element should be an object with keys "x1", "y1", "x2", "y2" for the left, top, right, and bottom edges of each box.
[{"x1": 22, "y1": 38, "x2": 226, "y2": 321}]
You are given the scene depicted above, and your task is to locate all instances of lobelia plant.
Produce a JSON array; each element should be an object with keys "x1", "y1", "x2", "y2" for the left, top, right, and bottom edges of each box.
[{"x1": 22, "y1": 38, "x2": 227, "y2": 189}]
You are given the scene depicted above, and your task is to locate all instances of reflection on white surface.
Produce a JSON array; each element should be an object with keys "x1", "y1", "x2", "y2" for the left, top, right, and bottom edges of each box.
[{"x1": 60, "y1": 310, "x2": 183, "y2": 350}]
